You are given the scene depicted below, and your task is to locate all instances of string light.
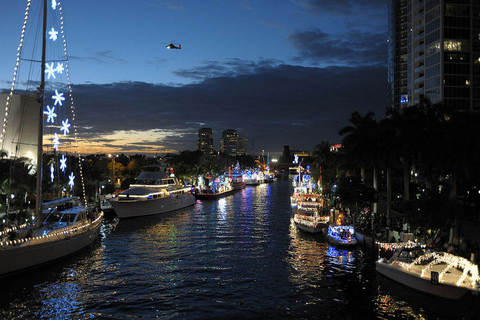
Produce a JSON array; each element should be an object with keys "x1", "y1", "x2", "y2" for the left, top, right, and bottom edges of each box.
[
  {"x1": 0, "y1": 0, "x2": 31, "y2": 146},
  {"x1": 0, "y1": 212, "x2": 103, "y2": 248},
  {"x1": 58, "y1": 1, "x2": 87, "y2": 206}
]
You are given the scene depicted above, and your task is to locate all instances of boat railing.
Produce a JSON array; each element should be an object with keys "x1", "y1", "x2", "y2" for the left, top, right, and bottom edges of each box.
[{"x1": 0, "y1": 211, "x2": 103, "y2": 249}]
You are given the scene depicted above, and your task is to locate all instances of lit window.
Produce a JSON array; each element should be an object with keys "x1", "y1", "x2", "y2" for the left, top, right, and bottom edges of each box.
[
  {"x1": 444, "y1": 40, "x2": 463, "y2": 51},
  {"x1": 466, "y1": 80, "x2": 470, "y2": 86}
]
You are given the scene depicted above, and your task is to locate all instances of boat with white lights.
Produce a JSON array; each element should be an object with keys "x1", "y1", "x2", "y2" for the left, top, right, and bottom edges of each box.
[
  {"x1": 327, "y1": 225, "x2": 358, "y2": 247},
  {"x1": 376, "y1": 244, "x2": 480, "y2": 299},
  {"x1": 111, "y1": 166, "x2": 195, "y2": 218},
  {"x1": 195, "y1": 175, "x2": 234, "y2": 200},
  {"x1": 243, "y1": 170, "x2": 264, "y2": 186},
  {"x1": 293, "y1": 194, "x2": 329, "y2": 233},
  {"x1": 0, "y1": 0, "x2": 102, "y2": 276},
  {"x1": 0, "y1": 198, "x2": 102, "y2": 276}
]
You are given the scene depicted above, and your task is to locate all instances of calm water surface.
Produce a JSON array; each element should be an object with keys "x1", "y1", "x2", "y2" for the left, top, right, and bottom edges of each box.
[{"x1": 1, "y1": 181, "x2": 478, "y2": 319}]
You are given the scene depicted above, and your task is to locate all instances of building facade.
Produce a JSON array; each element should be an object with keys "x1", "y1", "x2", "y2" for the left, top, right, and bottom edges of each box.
[
  {"x1": 390, "y1": 0, "x2": 480, "y2": 110},
  {"x1": 220, "y1": 129, "x2": 238, "y2": 157},
  {"x1": 390, "y1": 0, "x2": 410, "y2": 109},
  {"x1": 237, "y1": 136, "x2": 248, "y2": 156},
  {"x1": 198, "y1": 127, "x2": 214, "y2": 155}
]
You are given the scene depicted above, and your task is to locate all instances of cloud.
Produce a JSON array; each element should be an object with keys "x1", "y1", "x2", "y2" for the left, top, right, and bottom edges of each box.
[
  {"x1": 70, "y1": 50, "x2": 128, "y2": 64},
  {"x1": 68, "y1": 61, "x2": 389, "y2": 153},
  {"x1": 289, "y1": 28, "x2": 387, "y2": 66},
  {"x1": 173, "y1": 58, "x2": 283, "y2": 80}
]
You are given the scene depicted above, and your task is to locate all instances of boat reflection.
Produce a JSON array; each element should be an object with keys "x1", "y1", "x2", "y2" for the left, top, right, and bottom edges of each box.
[{"x1": 326, "y1": 246, "x2": 355, "y2": 266}]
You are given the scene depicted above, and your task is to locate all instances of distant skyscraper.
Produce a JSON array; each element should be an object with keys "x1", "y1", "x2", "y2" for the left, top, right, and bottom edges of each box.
[
  {"x1": 237, "y1": 136, "x2": 248, "y2": 156},
  {"x1": 198, "y1": 128, "x2": 214, "y2": 155},
  {"x1": 390, "y1": 0, "x2": 480, "y2": 110},
  {"x1": 220, "y1": 129, "x2": 239, "y2": 157}
]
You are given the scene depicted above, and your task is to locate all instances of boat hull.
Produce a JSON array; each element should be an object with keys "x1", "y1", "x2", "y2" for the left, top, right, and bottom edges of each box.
[
  {"x1": 245, "y1": 180, "x2": 260, "y2": 186},
  {"x1": 327, "y1": 234, "x2": 358, "y2": 247},
  {"x1": 195, "y1": 189, "x2": 234, "y2": 200},
  {"x1": 112, "y1": 193, "x2": 195, "y2": 218},
  {"x1": 0, "y1": 214, "x2": 102, "y2": 276},
  {"x1": 294, "y1": 221, "x2": 324, "y2": 233},
  {"x1": 376, "y1": 261, "x2": 469, "y2": 300},
  {"x1": 232, "y1": 181, "x2": 246, "y2": 190}
]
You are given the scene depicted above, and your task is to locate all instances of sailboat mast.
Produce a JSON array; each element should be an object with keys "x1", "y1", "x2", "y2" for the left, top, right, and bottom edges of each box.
[{"x1": 35, "y1": 0, "x2": 47, "y2": 215}]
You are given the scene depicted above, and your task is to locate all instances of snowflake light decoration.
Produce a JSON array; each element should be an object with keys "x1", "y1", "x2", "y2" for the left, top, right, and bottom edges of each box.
[
  {"x1": 52, "y1": 90, "x2": 65, "y2": 106},
  {"x1": 60, "y1": 118, "x2": 70, "y2": 135},
  {"x1": 68, "y1": 172, "x2": 75, "y2": 189},
  {"x1": 51, "y1": 0, "x2": 57, "y2": 10},
  {"x1": 50, "y1": 163, "x2": 54, "y2": 182},
  {"x1": 48, "y1": 27, "x2": 58, "y2": 41},
  {"x1": 52, "y1": 132, "x2": 60, "y2": 150},
  {"x1": 45, "y1": 62, "x2": 56, "y2": 79},
  {"x1": 55, "y1": 63, "x2": 64, "y2": 74},
  {"x1": 60, "y1": 154, "x2": 67, "y2": 172},
  {"x1": 43, "y1": 105, "x2": 57, "y2": 123}
]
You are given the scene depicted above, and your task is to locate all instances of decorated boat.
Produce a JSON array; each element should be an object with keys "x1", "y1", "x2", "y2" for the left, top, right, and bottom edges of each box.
[
  {"x1": 0, "y1": 0, "x2": 103, "y2": 276},
  {"x1": 327, "y1": 225, "x2": 358, "y2": 247},
  {"x1": 376, "y1": 244, "x2": 480, "y2": 299},
  {"x1": 293, "y1": 194, "x2": 329, "y2": 233},
  {"x1": 230, "y1": 162, "x2": 245, "y2": 190},
  {"x1": 195, "y1": 175, "x2": 234, "y2": 199},
  {"x1": 243, "y1": 169, "x2": 263, "y2": 186}
]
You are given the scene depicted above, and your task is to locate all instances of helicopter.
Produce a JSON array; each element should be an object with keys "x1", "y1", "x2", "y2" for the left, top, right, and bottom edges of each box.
[{"x1": 166, "y1": 43, "x2": 181, "y2": 50}]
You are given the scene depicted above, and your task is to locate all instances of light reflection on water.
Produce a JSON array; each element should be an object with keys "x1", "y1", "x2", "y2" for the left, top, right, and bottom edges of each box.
[{"x1": 0, "y1": 181, "x2": 479, "y2": 319}]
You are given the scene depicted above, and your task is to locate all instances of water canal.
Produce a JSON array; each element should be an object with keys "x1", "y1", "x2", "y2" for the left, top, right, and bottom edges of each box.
[{"x1": 1, "y1": 181, "x2": 478, "y2": 319}]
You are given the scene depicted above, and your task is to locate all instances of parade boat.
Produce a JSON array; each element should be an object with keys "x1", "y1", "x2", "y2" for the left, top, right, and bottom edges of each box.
[
  {"x1": 327, "y1": 225, "x2": 358, "y2": 247},
  {"x1": 243, "y1": 170, "x2": 263, "y2": 186},
  {"x1": 111, "y1": 166, "x2": 195, "y2": 218},
  {"x1": 293, "y1": 194, "x2": 329, "y2": 233},
  {"x1": 195, "y1": 175, "x2": 234, "y2": 200},
  {"x1": 290, "y1": 185, "x2": 308, "y2": 207},
  {"x1": 290, "y1": 164, "x2": 314, "y2": 207},
  {"x1": 230, "y1": 163, "x2": 245, "y2": 190},
  {"x1": 263, "y1": 172, "x2": 275, "y2": 183},
  {"x1": 376, "y1": 245, "x2": 480, "y2": 299},
  {"x1": 0, "y1": 0, "x2": 103, "y2": 276}
]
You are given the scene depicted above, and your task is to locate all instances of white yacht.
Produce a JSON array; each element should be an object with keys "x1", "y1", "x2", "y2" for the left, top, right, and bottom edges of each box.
[
  {"x1": 111, "y1": 167, "x2": 195, "y2": 218},
  {"x1": 376, "y1": 245, "x2": 480, "y2": 299},
  {"x1": 0, "y1": 197, "x2": 102, "y2": 276}
]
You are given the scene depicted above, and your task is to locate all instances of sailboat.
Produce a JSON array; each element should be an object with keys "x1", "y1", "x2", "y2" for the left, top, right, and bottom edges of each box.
[{"x1": 0, "y1": 0, "x2": 103, "y2": 276}]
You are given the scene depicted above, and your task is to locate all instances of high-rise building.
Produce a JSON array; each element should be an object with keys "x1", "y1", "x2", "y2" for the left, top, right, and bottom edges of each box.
[
  {"x1": 198, "y1": 127, "x2": 214, "y2": 155},
  {"x1": 237, "y1": 136, "x2": 248, "y2": 156},
  {"x1": 389, "y1": 0, "x2": 409, "y2": 109},
  {"x1": 390, "y1": 0, "x2": 480, "y2": 110},
  {"x1": 220, "y1": 129, "x2": 239, "y2": 157}
]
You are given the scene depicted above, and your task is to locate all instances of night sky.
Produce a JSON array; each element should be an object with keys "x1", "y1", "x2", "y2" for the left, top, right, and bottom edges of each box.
[{"x1": 0, "y1": 0, "x2": 389, "y2": 154}]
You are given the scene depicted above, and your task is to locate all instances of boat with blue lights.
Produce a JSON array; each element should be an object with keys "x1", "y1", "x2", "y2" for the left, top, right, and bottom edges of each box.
[
  {"x1": 111, "y1": 166, "x2": 195, "y2": 218},
  {"x1": 327, "y1": 225, "x2": 358, "y2": 247},
  {"x1": 195, "y1": 175, "x2": 234, "y2": 200},
  {"x1": 293, "y1": 194, "x2": 329, "y2": 233}
]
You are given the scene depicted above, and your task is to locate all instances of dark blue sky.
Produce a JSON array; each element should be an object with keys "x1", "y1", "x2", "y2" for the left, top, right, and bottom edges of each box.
[{"x1": 0, "y1": 0, "x2": 389, "y2": 154}]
